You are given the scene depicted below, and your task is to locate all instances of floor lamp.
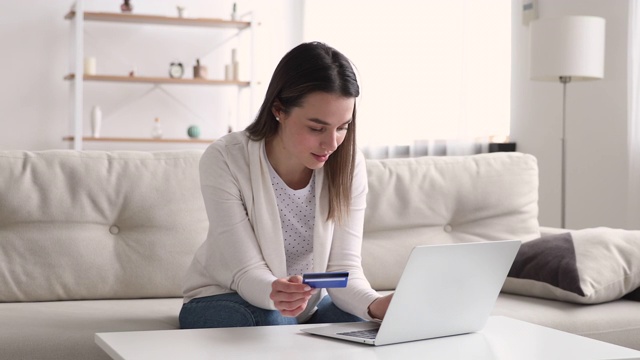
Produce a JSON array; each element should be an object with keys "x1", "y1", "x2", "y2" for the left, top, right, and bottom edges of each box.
[{"x1": 529, "y1": 16, "x2": 606, "y2": 228}]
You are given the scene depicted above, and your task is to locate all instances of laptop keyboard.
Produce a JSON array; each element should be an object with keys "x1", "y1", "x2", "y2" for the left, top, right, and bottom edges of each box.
[{"x1": 337, "y1": 328, "x2": 379, "y2": 340}]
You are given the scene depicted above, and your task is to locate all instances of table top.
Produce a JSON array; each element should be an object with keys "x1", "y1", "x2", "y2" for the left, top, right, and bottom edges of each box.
[{"x1": 96, "y1": 316, "x2": 640, "y2": 360}]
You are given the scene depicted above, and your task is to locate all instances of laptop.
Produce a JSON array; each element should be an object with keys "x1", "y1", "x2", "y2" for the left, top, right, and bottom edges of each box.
[{"x1": 301, "y1": 240, "x2": 521, "y2": 346}]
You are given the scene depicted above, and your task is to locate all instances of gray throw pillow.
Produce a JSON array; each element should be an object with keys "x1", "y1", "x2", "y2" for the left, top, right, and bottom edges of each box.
[{"x1": 503, "y1": 228, "x2": 640, "y2": 304}]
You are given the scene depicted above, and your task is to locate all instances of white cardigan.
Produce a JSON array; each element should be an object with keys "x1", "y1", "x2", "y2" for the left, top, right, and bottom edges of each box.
[{"x1": 182, "y1": 132, "x2": 379, "y2": 321}]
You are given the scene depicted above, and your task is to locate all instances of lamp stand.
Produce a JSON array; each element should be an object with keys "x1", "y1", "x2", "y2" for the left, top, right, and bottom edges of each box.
[{"x1": 559, "y1": 76, "x2": 571, "y2": 229}]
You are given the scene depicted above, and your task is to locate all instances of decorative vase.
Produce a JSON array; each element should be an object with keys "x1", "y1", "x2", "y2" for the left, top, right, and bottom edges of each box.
[
  {"x1": 90, "y1": 106, "x2": 102, "y2": 138},
  {"x1": 177, "y1": 6, "x2": 187, "y2": 18},
  {"x1": 187, "y1": 125, "x2": 201, "y2": 139},
  {"x1": 121, "y1": 0, "x2": 133, "y2": 13},
  {"x1": 231, "y1": 3, "x2": 237, "y2": 20},
  {"x1": 193, "y1": 59, "x2": 208, "y2": 79}
]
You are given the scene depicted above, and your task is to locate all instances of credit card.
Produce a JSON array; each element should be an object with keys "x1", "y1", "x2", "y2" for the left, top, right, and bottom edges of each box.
[{"x1": 302, "y1": 271, "x2": 349, "y2": 288}]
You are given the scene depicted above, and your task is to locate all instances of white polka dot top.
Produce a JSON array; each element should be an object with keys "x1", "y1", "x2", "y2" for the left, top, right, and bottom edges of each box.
[{"x1": 266, "y1": 156, "x2": 315, "y2": 277}]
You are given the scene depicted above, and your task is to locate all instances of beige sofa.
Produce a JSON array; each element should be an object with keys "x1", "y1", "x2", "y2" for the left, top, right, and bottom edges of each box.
[{"x1": 0, "y1": 149, "x2": 638, "y2": 359}]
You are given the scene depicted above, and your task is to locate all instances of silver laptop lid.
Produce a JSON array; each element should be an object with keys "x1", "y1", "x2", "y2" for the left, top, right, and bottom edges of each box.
[{"x1": 374, "y1": 240, "x2": 521, "y2": 345}]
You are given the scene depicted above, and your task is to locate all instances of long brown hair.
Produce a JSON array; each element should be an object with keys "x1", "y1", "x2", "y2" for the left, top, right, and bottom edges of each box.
[{"x1": 245, "y1": 42, "x2": 359, "y2": 223}]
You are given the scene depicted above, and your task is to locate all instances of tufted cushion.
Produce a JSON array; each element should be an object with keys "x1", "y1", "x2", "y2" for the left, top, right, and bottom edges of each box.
[
  {"x1": 362, "y1": 152, "x2": 540, "y2": 290},
  {"x1": 0, "y1": 150, "x2": 208, "y2": 302}
]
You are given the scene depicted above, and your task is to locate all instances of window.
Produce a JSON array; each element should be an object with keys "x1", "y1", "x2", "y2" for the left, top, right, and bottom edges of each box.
[{"x1": 303, "y1": 0, "x2": 511, "y2": 146}]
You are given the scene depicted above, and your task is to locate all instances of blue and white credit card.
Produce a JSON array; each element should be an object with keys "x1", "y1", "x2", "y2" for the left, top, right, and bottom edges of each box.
[{"x1": 302, "y1": 271, "x2": 349, "y2": 288}]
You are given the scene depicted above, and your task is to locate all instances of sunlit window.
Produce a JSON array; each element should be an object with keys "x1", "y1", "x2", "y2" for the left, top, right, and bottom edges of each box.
[{"x1": 303, "y1": 0, "x2": 511, "y2": 146}]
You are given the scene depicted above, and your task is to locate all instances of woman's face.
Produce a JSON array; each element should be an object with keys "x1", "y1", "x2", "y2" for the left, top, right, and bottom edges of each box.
[{"x1": 273, "y1": 92, "x2": 355, "y2": 172}]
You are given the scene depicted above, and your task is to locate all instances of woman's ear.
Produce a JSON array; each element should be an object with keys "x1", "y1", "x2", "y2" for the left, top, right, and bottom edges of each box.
[
  {"x1": 271, "y1": 108, "x2": 280, "y2": 121},
  {"x1": 271, "y1": 100, "x2": 283, "y2": 120}
]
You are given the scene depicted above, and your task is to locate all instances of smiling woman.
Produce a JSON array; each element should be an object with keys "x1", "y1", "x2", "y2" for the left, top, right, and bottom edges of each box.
[
  {"x1": 267, "y1": 92, "x2": 354, "y2": 184},
  {"x1": 246, "y1": 42, "x2": 360, "y2": 221},
  {"x1": 180, "y1": 42, "x2": 394, "y2": 330},
  {"x1": 303, "y1": 0, "x2": 511, "y2": 146}
]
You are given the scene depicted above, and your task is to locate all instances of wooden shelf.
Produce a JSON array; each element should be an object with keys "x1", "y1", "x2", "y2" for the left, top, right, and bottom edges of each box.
[
  {"x1": 64, "y1": 11, "x2": 250, "y2": 29},
  {"x1": 63, "y1": 136, "x2": 215, "y2": 144},
  {"x1": 63, "y1": 3, "x2": 254, "y2": 150},
  {"x1": 64, "y1": 74, "x2": 250, "y2": 86}
]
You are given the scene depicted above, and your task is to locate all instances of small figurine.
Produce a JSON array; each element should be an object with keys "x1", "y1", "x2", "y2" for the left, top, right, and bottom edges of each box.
[
  {"x1": 121, "y1": 0, "x2": 133, "y2": 13},
  {"x1": 177, "y1": 6, "x2": 187, "y2": 18}
]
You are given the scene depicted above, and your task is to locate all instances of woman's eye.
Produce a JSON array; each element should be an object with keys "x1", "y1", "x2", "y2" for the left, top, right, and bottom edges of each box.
[
  {"x1": 310, "y1": 127, "x2": 323, "y2": 132},
  {"x1": 338, "y1": 127, "x2": 349, "y2": 132}
]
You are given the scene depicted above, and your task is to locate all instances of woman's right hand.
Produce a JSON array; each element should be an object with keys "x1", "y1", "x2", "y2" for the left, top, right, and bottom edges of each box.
[
  {"x1": 270, "y1": 275, "x2": 317, "y2": 317},
  {"x1": 367, "y1": 293, "x2": 394, "y2": 320}
]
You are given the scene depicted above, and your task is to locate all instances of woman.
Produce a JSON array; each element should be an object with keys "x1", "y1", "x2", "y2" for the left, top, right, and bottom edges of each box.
[{"x1": 179, "y1": 42, "x2": 392, "y2": 328}]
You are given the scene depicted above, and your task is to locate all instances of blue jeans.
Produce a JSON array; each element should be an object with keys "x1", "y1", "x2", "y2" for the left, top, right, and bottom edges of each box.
[{"x1": 179, "y1": 293, "x2": 364, "y2": 329}]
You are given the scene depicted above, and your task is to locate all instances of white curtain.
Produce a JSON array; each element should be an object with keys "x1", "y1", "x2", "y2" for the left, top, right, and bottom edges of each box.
[
  {"x1": 361, "y1": 137, "x2": 490, "y2": 159},
  {"x1": 628, "y1": 0, "x2": 640, "y2": 228}
]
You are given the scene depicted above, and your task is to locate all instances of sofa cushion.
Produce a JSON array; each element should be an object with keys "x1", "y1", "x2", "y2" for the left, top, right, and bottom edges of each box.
[
  {"x1": 0, "y1": 298, "x2": 182, "y2": 360},
  {"x1": 362, "y1": 152, "x2": 540, "y2": 290},
  {"x1": 493, "y1": 293, "x2": 640, "y2": 350},
  {"x1": 503, "y1": 228, "x2": 640, "y2": 304},
  {"x1": 0, "y1": 151, "x2": 208, "y2": 302}
]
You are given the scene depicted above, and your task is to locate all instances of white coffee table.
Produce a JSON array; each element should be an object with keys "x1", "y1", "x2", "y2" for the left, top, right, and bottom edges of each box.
[{"x1": 96, "y1": 316, "x2": 640, "y2": 360}]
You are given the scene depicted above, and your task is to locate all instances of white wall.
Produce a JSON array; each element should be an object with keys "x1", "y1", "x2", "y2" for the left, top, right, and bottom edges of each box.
[
  {"x1": 0, "y1": 0, "x2": 302, "y2": 151},
  {"x1": 510, "y1": 0, "x2": 632, "y2": 229},
  {"x1": 3, "y1": 0, "x2": 636, "y2": 230}
]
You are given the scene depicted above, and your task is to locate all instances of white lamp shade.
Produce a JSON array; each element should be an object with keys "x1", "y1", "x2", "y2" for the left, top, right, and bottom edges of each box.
[{"x1": 530, "y1": 16, "x2": 606, "y2": 81}]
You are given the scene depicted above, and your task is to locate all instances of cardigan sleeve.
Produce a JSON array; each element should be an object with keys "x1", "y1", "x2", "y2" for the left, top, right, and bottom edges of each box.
[
  {"x1": 325, "y1": 151, "x2": 381, "y2": 320},
  {"x1": 188, "y1": 140, "x2": 278, "y2": 309}
]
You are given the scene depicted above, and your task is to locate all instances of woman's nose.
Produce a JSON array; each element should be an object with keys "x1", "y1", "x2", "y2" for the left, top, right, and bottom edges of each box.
[{"x1": 322, "y1": 131, "x2": 339, "y2": 151}]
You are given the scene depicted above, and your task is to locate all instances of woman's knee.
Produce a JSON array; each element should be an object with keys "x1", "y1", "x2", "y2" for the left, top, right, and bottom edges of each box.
[
  {"x1": 179, "y1": 298, "x2": 257, "y2": 329},
  {"x1": 179, "y1": 293, "x2": 296, "y2": 328}
]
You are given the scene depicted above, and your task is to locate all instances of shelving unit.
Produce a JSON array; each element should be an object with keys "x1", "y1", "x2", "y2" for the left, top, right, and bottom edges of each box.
[{"x1": 64, "y1": 2, "x2": 255, "y2": 149}]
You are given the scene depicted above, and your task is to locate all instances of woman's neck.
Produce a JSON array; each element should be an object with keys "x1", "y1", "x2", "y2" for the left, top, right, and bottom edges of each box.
[{"x1": 265, "y1": 137, "x2": 313, "y2": 190}]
